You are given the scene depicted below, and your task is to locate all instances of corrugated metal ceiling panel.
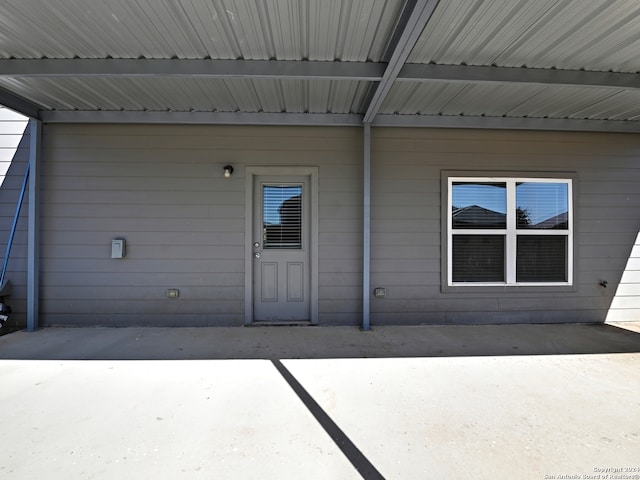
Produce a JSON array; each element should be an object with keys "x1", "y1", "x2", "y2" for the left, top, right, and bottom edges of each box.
[
  {"x1": 381, "y1": 81, "x2": 640, "y2": 121},
  {"x1": 0, "y1": 77, "x2": 370, "y2": 114},
  {"x1": 410, "y1": 0, "x2": 640, "y2": 73},
  {"x1": 0, "y1": 0, "x2": 402, "y2": 61},
  {"x1": 2, "y1": 0, "x2": 640, "y2": 129}
]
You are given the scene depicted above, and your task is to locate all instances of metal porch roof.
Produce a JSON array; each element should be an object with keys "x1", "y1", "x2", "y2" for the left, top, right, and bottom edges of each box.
[{"x1": 1, "y1": 0, "x2": 640, "y2": 132}]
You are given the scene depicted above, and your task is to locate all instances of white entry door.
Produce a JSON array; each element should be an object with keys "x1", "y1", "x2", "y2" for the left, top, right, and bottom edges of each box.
[{"x1": 252, "y1": 175, "x2": 310, "y2": 322}]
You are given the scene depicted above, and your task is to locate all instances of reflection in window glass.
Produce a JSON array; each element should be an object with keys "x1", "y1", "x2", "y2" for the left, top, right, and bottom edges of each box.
[
  {"x1": 452, "y1": 183, "x2": 506, "y2": 229},
  {"x1": 516, "y1": 182, "x2": 568, "y2": 229},
  {"x1": 263, "y1": 185, "x2": 302, "y2": 249}
]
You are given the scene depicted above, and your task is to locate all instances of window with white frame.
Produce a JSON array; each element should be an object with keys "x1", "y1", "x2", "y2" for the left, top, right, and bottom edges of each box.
[{"x1": 447, "y1": 177, "x2": 572, "y2": 286}]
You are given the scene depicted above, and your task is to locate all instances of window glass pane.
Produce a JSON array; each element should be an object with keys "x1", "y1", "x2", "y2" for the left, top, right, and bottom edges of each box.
[
  {"x1": 516, "y1": 182, "x2": 568, "y2": 229},
  {"x1": 452, "y1": 235, "x2": 505, "y2": 282},
  {"x1": 516, "y1": 236, "x2": 567, "y2": 282},
  {"x1": 452, "y1": 182, "x2": 506, "y2": 229},
  {"x1": 263, "y1": 185, "x2": 302, "y2": 249}
]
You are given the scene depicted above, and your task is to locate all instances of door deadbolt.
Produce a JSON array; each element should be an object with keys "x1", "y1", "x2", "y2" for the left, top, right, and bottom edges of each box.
[{"x1": 253, "y1": 242, "x2": 260, "y2": 248}]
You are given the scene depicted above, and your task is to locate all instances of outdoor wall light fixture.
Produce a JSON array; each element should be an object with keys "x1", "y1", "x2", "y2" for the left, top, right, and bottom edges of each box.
[{"x1": 223, "y1": 165, "x2": 234, "y2": 178}]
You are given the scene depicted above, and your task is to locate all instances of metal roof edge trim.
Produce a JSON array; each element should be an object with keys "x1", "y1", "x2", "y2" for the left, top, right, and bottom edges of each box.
[
  {"x1": 39, "y1": 110, "x2": 640, "y2": 133},
  {"x1": 373, "y1": 114, "x2": 640, "y2": 133},
  {"x1": 39, "y1": 110, "x2": 365, "y2": 126}
]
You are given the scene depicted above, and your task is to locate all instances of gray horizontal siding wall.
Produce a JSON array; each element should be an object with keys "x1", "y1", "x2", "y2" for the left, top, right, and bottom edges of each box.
[
  {"x1": 371, "y1": 128, "x2": 640, "y2": 324},
  {"x1": 38, "y1": 124, "x2": 639, "y2": 326},
  {"x1": 41, "y1": 125, "x2": 363, "y2": 326},
  {"x1": 0, "y1": 107, "x2": 30, "y2": 330}
]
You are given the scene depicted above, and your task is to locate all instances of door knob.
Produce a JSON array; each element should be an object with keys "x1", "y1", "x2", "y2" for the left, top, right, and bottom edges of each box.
[{"x1": 254, "y1": 252, "x2": 261, "y2": 258}]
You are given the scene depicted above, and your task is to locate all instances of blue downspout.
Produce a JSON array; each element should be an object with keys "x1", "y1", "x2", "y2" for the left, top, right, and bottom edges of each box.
[{"x1": 0, "y1": 163, "x2": 30, "y2": 289}]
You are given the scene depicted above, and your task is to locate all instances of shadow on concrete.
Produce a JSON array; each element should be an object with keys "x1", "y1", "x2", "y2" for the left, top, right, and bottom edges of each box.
[
  {"x1": 0, "y1": 323, "x2": 639, "y2": 360},
  {"x1": 2, "y1": 323, "x2": 639, "y2": 480},
  {"x1": 272, "y1": 359, "x2": 385, "y2": 479}
]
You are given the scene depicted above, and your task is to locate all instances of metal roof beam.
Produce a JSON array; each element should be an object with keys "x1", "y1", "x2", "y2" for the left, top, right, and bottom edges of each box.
[
  {"x1": 40, "y1": 110, "x2": 364, "y2": 126},
  {"x1": 3, "y1": 58, "x2": 639, "y2": 89},
  {"x1": 373, "y1": 114, "x2": 640, "y2": 133},
  {"x1": 0, "y1": 86, "x2": 40, "y2": 118},
  {"x1": 362, "y1": 0, "x2": 440, "y2": 124},
  {"x1": 398, "y1": 64, "x2": 640, "y2": 89},
  {"x1": 0, "y1": 59, "x2": 384, "y2": 81},
  {"x1": 39, "y1": 109, "x2": 640, "y2": 133}
]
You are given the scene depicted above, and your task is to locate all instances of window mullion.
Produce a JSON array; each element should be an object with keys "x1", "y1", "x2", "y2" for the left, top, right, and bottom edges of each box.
[{"x1": 506, "y1": 180, "x2": 517, "y2": 284}]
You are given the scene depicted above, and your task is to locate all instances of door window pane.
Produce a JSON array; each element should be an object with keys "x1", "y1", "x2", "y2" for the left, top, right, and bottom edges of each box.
[
  {"x1": 452, "y1": 235, "x2": 505, "y2": 282},
  {"x1": 263, "y1": 185, "x2": 302, "y2": 249},
  {"x1": 452, "y1": 182, "x2": 506, "y2": 229},
  {"x1": 516, "y1": 236, "x2": 567, "y2": 282},
  {"x1": 516, "y1": 182, "x2": 568, "y2": 229}
]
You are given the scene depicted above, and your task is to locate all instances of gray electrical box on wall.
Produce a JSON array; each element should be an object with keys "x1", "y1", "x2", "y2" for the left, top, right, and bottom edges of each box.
[{"x1": 111, "y1": 239, "x2": 125, "y2": 258}]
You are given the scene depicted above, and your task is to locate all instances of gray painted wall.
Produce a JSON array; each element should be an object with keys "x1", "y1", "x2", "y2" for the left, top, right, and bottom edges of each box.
[
  {"x1": 36, "y1": 124, "x2": 640, "y2": 326},
  {"x1": 40, "y1": 125, "x2": 363, "y2": 326},
  {"x1": 371, "y1": 128, "x2": 640, "y2": 324}
]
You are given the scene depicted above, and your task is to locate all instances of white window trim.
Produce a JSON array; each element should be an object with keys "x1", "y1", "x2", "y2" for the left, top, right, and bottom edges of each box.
[{"x1": 447, "y1": 177, "x2": 573, "y2": 287}]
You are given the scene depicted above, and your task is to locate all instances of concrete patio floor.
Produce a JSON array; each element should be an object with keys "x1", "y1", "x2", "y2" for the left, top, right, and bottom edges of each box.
[{"x1": 1, "y1": 323, "x2": 639, "y2": 479}]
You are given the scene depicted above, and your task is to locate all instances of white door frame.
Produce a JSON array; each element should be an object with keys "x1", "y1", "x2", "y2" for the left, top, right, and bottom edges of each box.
[{"x1": 245, "y1": 166, "x2": 319, "y2": 325}]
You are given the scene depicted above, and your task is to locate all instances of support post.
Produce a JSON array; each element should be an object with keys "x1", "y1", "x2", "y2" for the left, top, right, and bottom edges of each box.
[
  {"x1": 27, "y1": 119, "x2": 41, "y2": 332},
  {"x1": 362, "y1": 123, "x2": 371, "y2": 331}
]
